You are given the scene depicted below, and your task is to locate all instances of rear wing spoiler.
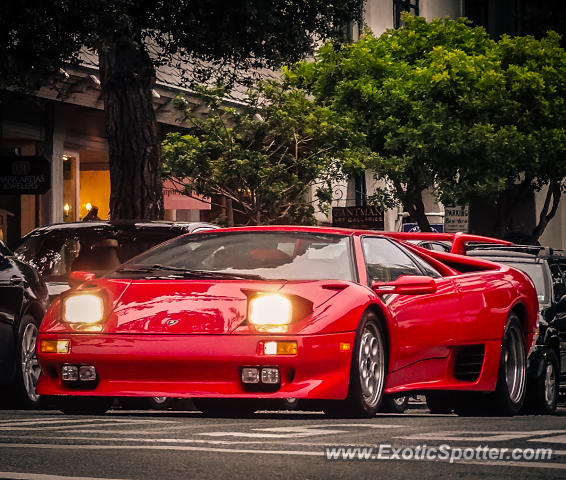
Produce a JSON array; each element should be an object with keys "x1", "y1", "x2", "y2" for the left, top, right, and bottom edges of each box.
[{"x1": 381, "y1": 232, "x2": 511, "y2": 255}]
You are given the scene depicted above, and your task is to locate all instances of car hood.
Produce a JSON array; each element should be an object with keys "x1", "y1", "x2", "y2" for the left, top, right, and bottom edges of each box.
[{"x1": 100, "y1": 278, "x2": 345, "y2": 335}]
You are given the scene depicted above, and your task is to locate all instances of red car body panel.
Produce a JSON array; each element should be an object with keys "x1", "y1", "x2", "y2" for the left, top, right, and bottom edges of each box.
[
  {"x1": 38, "y1": 331, "x2": 356, "y2": 399},
  {"x1": 382, "y1": 232, "x2": 512, "y2": 255},
  {"x1": 36, "y1": 227, "x2": 538, "y2": 400}
]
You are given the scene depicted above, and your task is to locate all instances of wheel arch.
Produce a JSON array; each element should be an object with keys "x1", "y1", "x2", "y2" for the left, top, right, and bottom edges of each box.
[
  {"x1": 510, "y1": 302, "x2": 529, "y2": 336},
  {"x1": 364, "y1": 303, "x2": 391, "y2": 371},
  {"x1": 20, "y1": 301, "x2": 45, "y2": 330}
]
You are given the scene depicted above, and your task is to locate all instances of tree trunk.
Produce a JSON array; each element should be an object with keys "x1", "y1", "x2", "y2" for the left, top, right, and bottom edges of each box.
[
  {"x1": 99, "y1": 40, "x2": 163, "y2": 220},
  {"x1": 403, "y1": 189, "x2": 432, "y2": 232},
  {"x1": 226, "y1": 197, "x2": 234, "y2": 227},
  {"x1": 531, "y1": 180, "x2": 562, "y2": 243}
]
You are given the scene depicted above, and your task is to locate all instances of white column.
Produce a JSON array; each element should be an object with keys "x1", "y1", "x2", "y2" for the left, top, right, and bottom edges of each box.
[{"x1": 50, "y1": 110, "x2": 66, "y2": 224}]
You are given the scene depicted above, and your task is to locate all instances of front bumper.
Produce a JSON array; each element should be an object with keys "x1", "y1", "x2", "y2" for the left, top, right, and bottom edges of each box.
[{"x1": 37, "y1": 332, "x2": 355, "y2": 399}]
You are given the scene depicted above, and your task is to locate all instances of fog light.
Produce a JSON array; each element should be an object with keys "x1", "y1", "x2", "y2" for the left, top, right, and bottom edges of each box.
[
  {"x1": 242, "y1": 367, "x2": 260, "y2": 384},
  {"x1": 40, "y1": 339, "x2": 70, "y2": 354},
  {"x1": 61, "y1": 365, "x2": 78, "y2": 381},
  {"x1": 259, "y1": 341, "x2": 297, "y2": 355},
  {"x1": 79, "y1": 365, "x2": 97, "y2": 381},
  {"x1": 261, "y1": 367, "x2": 280, "y2": 384}
]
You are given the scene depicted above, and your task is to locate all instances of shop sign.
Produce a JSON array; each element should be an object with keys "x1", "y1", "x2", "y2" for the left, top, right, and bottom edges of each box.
[
  {"x1": 0, "y1": 156, "x2": 51, "y2": 194},
  {"x1": 332, "y1": 206, "x2": 384, "y2": 229},
  {"x1": 444, "y1": 205, "x2": 470, "y2": 233}
]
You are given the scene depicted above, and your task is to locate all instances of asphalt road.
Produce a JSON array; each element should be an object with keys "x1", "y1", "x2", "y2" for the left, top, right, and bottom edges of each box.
[{"x1": 0, "y1": 402, "x2": 565, "y2": 480}]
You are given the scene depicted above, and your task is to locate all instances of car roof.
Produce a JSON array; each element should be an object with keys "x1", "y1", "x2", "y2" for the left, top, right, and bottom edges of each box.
[
  {"x1": 195, "y1": 225, "x2": 405, "y2": 237},
  {"x1": 22, "y1": 221, "x2": 218, "y2": 236}
]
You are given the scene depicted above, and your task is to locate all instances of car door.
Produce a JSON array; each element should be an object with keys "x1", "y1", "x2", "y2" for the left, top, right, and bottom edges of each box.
[{"x1": 361, "y1": 237, "x2": 461, "y2": 378}]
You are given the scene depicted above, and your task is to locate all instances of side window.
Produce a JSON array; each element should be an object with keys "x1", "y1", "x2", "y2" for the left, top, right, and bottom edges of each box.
[
  {"x1": 362, "y1": 237, "x2": 422, "y2": 284},
  {"x1": 407, "y1": 252, "x2": 442, "y2": 278},
  {"x1": 549, "y1": 262, "x2": 566, "y2": 302}
]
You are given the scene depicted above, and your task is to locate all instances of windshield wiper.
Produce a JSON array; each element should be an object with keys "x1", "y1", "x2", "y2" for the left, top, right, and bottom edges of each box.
[
  {"x1": 118, "y1": 264, "x2": 267, "y2": 280},
  {"x1": 116, "y1": 265, "x2": 156, "y2": 273}
]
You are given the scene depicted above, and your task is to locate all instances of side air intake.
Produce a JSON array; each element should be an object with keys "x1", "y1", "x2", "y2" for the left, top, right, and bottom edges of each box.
[{"x1": 454, "y1": 345, "x2": 485, "y2": 382}]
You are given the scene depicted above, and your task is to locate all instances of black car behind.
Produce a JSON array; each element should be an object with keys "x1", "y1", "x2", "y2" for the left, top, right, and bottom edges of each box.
[
  {"x1": 469, "y1": 245, "x2": 566, "y2": 414},
  {"x1": 13, "y1": 221, "x2": 217, "y2": 300},
  {"x1": 0, "y1": 240, "x2": 48, "y2": 408}
]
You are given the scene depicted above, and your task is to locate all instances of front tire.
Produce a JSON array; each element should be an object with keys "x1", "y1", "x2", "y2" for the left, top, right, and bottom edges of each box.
[{"x1": 324, "y1": 311, "x2": 386, "y2": 418}]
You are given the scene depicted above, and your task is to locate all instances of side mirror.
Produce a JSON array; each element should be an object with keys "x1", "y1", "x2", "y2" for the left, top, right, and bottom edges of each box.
[
  {"x1": 556, "y1": 294, "x2": 566, "y2": 314},
  {"x1": 372, "y1": 275, "x2": 437, "y2": 296},
  {"x1": 68, "y1": 271, "x2": 97, "y2": 289}
]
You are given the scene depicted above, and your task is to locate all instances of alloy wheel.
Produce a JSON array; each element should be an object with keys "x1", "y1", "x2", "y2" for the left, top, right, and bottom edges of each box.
[
  {"x1": 20, "y1": 322, "x2": 40, "y2": 403},
  {"x1": 544, "y1": 361, "x2": 557, "y2": 407},
  {"x1": 503, "y1": 323, "x2": 526, "y2": 404},
  {"x1": 358, "y1": 324, "x2": 385, "y2": 408}
]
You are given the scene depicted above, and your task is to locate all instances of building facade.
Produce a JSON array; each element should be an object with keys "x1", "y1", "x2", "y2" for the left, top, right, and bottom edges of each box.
[
  {"x1": 0, "y1": 53, "x2": 213, "y2": 246},
  {"x1": 2, "y1": 0, "x2": 564, "y2": 248}
]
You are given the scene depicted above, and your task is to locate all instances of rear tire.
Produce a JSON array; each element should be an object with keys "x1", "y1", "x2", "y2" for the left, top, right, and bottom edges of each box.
[
  {"x1": 149, "y1": 396, "x2": 174, "y2": 410},
  {"x1": 119, "y1": 396, "x2": 174, "y2": 410},
  {"x1": 491, "y1": 314, "x2": 527, "y2": 415},
  {"x1": 323, "y1": 311, "x2": 386, "y2": 418},
  {"x1": 279, "y1": 398, "x2": 300, "y2": 410},
  {"x1": 57, "y1": 396, "x2": 113, "y2": 415},
  {"x1": 381, "y1": 395, "x2": 409, "y2": 413},
  {"x1": 454, "y1": 314, "x2": 527, "y2": 417}
]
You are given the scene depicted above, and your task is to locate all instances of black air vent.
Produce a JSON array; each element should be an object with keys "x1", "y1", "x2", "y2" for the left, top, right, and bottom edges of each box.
[{"x1": 454, "y1": 345, "x2": 485, "y2": 382}]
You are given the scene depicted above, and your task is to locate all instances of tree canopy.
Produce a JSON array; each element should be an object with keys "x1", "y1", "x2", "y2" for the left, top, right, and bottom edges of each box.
[
  {"x1": 288, "y1": 14, "x2": 566, "y2": 241},
  {"x1": 162, "y1": 83, "x2": 366, "y2": 225},
  {"x1": 1, "y1": 0, "x2": 364, "y2": 219}
]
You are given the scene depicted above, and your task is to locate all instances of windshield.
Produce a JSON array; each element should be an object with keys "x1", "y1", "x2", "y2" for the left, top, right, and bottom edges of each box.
[{"x1": 120, "y1": 231, "x2": 355, "y2": 281}]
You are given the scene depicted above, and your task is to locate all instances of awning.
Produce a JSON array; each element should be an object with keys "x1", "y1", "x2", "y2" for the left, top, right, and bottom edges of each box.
[{"x1": 163, "y1": 179, "x2": 211, "y2": 210}]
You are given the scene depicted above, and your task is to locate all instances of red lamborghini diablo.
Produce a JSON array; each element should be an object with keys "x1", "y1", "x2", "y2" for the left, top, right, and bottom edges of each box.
[{"x1": 36, "y1": 227, "x2": 538, "y2": 417}]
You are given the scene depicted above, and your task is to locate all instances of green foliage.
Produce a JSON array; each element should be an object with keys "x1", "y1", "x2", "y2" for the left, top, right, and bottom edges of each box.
[
  {"x1": 288, "y1": 14, "x2": 566, "y2": 236},
  {"x1": 1, "y1": 0, "x2": 364, "y2": 221},
  {"x1": 1, "y1": 0, "x2": 364, "y2": 91},
  {"x1": 162, "y1": 82, "x2": 367, "y2": 225}
]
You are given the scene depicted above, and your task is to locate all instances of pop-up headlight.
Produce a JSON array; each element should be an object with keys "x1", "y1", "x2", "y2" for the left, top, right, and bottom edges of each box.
[
  {"x1": 249, "y1": 294, "x2": 292, "y2": 332},
  {"x1": 63, "y1": 293, "x2": 104, "y2": 325}
]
